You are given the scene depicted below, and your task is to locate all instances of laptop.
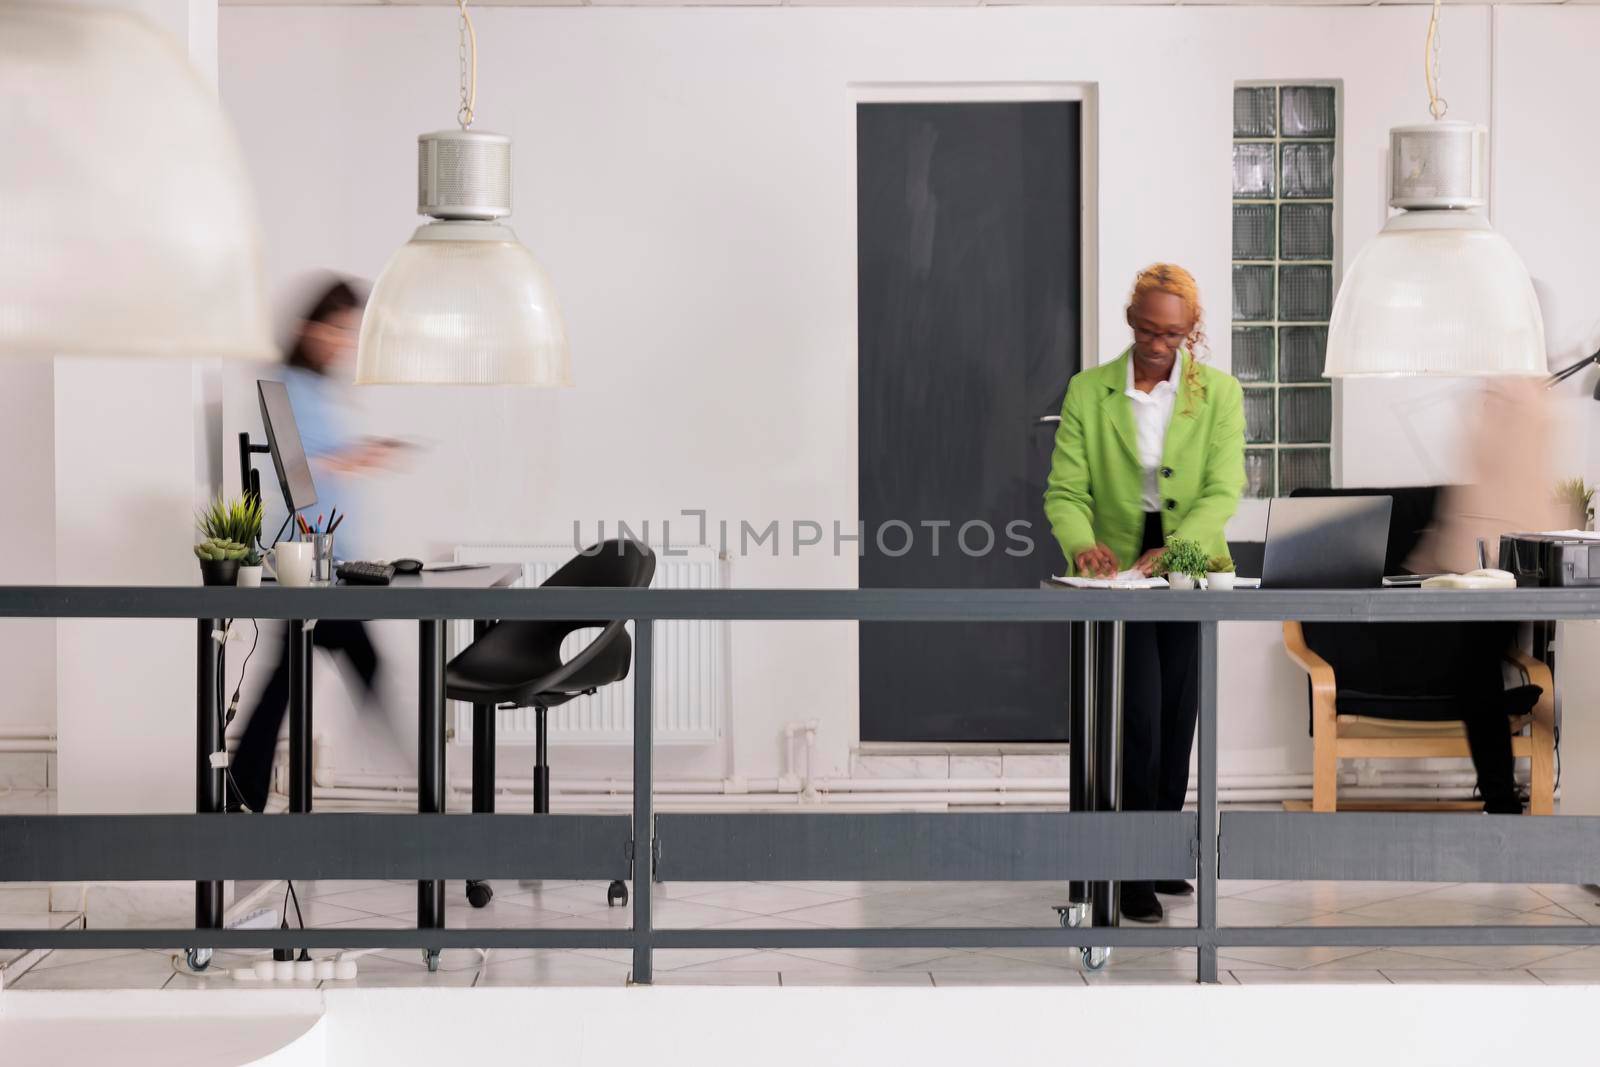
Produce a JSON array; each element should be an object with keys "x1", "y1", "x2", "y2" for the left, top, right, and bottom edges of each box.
[{"x1": 1259, "y1": 496, "x2": 1393, "y2": 590}]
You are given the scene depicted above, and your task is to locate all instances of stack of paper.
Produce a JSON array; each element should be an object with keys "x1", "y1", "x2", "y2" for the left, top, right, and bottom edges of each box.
[{"x1": 1049, "y1": 571, "x2": 1169, "y2": 590}]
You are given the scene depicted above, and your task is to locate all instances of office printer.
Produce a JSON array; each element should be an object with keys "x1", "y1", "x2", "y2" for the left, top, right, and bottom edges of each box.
[{"x1": 1500, "y1": 533, "x2": 1600, "y2": 587}]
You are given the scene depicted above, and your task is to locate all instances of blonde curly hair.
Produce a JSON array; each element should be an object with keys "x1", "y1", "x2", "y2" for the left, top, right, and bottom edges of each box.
[{"x1": 1129, "y1": 263, "x2": 1208, "y2": 407}]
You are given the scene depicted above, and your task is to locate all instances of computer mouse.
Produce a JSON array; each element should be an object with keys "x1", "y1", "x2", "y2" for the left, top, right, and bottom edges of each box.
[{"x1": 391, "y1": 558, "x2": 424, "y2": 575}]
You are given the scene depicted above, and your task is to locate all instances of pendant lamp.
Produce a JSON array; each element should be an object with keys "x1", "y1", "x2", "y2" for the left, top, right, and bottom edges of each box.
[
  {"x1": 356, "y1": 1, "x2": 570, "y2": 386},
  {"x1": 0, "y1": 6, "x2": 271, "y2": 359},
  {"x1": 1324, "y1": 0, "x2": 1545, "y2": 379}
]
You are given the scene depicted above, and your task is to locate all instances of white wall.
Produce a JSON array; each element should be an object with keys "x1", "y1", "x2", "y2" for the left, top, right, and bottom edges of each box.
[{"x1": 133, "y1": 5, "x2": 1562, "y2": 794}]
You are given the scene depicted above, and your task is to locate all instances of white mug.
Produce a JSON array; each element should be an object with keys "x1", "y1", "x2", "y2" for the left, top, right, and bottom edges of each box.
[{"x1": 271, "y1": 541, "x2": 314, "y2": 588}]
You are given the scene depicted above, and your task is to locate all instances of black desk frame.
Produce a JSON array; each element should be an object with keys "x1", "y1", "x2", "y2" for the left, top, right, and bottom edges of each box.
[{"x1": 10, "y1": 586, "x2": 1600, "y2": 985}]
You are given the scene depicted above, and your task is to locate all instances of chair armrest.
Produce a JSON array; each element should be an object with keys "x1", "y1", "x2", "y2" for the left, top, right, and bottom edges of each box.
[{"x1": 1282, "y1": 621, "x2": 1338, "y2": 700}]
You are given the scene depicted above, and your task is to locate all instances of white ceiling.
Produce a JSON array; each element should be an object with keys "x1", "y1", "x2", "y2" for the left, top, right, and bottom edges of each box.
[{"x1": 221, "y1": 0, "x2": 1600, "y2": 7}]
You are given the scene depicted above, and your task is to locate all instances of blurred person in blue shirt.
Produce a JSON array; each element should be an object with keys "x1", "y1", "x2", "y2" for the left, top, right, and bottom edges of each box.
[{"x1": 233, "y1": 278, "x2": 404, "y2": 812}]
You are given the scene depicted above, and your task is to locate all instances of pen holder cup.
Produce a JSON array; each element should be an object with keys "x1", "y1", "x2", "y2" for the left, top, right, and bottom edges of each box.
[{"x1": 312, "y1": 534, "x2": 335, "y2": 585}]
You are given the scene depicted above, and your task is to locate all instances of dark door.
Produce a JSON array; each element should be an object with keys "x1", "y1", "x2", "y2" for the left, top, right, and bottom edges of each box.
[{"x1": 857, "y1": 101, "x2": 1083, "y2": 743}]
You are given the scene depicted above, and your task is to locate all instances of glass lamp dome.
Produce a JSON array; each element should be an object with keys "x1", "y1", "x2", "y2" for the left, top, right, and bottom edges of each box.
[
  {"x1": 355, "y1": 221, "x2": 570, "y2": 386},
  {"x1": 0, "y1": 6, "x2": 271, "y2": 359}
]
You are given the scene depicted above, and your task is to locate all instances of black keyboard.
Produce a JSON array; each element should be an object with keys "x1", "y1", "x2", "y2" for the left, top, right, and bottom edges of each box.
[{"x1": 337, "y1": 561, "x2": 397, "y2": 586}]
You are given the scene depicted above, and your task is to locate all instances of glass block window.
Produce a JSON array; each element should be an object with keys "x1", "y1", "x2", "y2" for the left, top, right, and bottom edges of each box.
[{"x1": 1232, "y1": 83, "x2": 1337, "y2": 496}]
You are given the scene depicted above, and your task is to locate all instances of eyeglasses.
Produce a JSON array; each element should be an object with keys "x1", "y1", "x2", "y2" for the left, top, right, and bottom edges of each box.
[{"x1": 1132, "y1": 325, "x2": 1189, "y2": 347}]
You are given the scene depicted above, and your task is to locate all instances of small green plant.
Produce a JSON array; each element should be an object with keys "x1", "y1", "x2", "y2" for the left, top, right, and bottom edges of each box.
[
  {"x1": 242, "y1": 543, "x2": 263, "y2": 567},
  {"x1": 1157, "y1": 536, "x2": 1209, "y2": 581},
  {"x1": 1207, "y1": 553, "x2": 1235, "y2": 574},
  {"x1": 1555, "y1": 477, "x2": 1595, "y2": 529},
  {"x1": 197, "y1": 495, "x2": 263, "y2": 550},
  {"x1": 194, "y1": 537, "x2": 248, "y2": 562}
]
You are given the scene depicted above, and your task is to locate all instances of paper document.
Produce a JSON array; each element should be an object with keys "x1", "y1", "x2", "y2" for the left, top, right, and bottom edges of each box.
[{"x1": 1050, "y1": 571, "x2": 1168, "y2": 590}]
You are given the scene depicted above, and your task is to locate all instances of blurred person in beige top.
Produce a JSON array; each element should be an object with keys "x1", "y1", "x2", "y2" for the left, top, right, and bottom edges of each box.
[
  {"x1": 1408, "y1": 379, "x2": 1563, "y2": 575},
  {"x1": 1406, "y1": 379, "x2": 1560, "y2": 814}
]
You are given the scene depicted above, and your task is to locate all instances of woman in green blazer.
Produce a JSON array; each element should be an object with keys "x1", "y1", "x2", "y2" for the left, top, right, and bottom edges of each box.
[{"x1": 1043, "y1": 264, "x2": 1245, "y2": 923}]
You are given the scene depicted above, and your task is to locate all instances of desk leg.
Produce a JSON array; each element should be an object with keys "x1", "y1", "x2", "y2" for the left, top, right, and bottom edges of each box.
[
  {"x1": 418, "y1": 620, "x2": 447, "y2": 963},
  {"x1": 195, "y1": 619, "x2": 224, "y2": 941},
  {"x1": 1067, "y1": 621, "x2": 1092, "y2": 911},
  {"x1": 1197, "y1": 621, "x2": 1219, "y2": 984},
  {"x1": 631, "y1": 620, "x2": 654, "y2": 984},
  {"x1": 1090, "y1": 621, "x2": 1124, "y2": 930},
  {"x1": 288, "y1": 620, "x2": 313, "y2": 814},
  {"x1": 466, "y1": 621, "x2": 496, "y2": 910}
]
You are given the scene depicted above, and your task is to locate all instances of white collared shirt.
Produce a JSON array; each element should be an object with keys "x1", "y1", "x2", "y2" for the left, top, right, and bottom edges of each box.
[{"x1": 1125, "y1": 354, "x2": 1182, "y2": 513}]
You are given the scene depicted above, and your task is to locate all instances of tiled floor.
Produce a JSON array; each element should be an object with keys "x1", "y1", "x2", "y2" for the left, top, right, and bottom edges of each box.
[{"x1": 5, "y1": 873, "x2": 1600, "y2": 990}]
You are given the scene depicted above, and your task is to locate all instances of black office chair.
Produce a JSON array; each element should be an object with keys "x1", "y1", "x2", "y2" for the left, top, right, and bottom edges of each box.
[{"x1": 449, "y1": 539, "x2": 656, "y2": 909}]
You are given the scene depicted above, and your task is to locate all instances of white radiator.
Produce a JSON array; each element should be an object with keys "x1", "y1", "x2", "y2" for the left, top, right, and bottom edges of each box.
[{"x1": 447, "y1": 544, "x2": 728, "y2": 746}]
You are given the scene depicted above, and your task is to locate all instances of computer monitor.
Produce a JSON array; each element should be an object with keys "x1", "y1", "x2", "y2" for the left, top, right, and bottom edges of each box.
[
  {"x1": 256, "y1": 379, "x2": 317, "y2": 515},
  {"x1": 1260, "y1": 496, "x2": 1392, "y2": 590}
]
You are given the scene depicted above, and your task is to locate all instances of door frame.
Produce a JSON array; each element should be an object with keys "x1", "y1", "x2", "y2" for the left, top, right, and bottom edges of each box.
[{"x1": 847, "y1": 82, "x2": 1100, "y2": 752}]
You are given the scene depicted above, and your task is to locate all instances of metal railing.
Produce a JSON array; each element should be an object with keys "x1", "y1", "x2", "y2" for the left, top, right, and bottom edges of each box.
[{"x1": 7, "y1": 585, "x2": 1600, "y2": 984}]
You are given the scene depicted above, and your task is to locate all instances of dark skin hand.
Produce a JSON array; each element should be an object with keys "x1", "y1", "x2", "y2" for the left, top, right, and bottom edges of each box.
[{"x1": 1074, "y1": 291, "x2": 1198, "y2": 579}]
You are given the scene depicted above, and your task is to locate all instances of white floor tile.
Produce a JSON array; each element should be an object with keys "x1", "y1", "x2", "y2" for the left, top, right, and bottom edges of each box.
[
  {"x1": 1402, "y1": 883, "x2": 1560, "y2": 913},
  {"x1": 1510, "y1": 945, "x2": 1600, "y2": 970},
  {"x1": 11, "y1": 949, "x2": 178, "y2": 990},
  {"x1": 670, "y1": 883, "x2": 855, "y2": 914},
  {"x1": 1232, "y1": 968, "x2": 1390, "y2": 985},
  {"x1": 910, "y1": 951, "x2": 1075, "y2": 976},
  {"x1": 1382, "y1": 968, "x2": 1541, "y2": 984},
  {"x1": 1397, "y1": 942, "x2": 1585, "y2": 969},
  {"x1": 1212, "y1": 945, "x2": 1382, "y2": 970},
  {"x1": 779, "y1": 946, "x2": 955, "y2": 972},
  {"x1": 672, "y1": 950, "x2": 859, "y2": 975},
  {"x1": 653, "y1": 970, "x2": 782, "y2": 986},
  {"x1": 768, "y1": 897, "x2": 948, "y2": 929},
  {"x1": 930, "y1": 968, "x2": 1085, "y2": 986},
  {"x1": 1231, "y1": 880, "x2": 1434, "y2": 913},
  {"x1": 782, "y1": 971, "x2": 935, "y2": 986},
  {"x1": 1531, "y1": 968, "x2": 1600, "y2": 985},
  {"x1": 475, "y1": 951, "x2": 631, "y2": 987},
  {"x1": 1303, "y1": 949, "x2": 1469, "y2": 971}
]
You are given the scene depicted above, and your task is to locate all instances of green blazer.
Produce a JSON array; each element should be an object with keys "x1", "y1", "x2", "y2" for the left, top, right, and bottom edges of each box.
[{"x1": 1043, "y1": 349, "x2": 1246, "y2": 574}]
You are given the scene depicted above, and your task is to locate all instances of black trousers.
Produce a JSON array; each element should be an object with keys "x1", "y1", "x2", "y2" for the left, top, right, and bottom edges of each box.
[
  {"x1": 232, "y1": 619, "x2": 380, "y2": 813},
  {"x1": 1122, "y1": 514, "x2": 1199, "y2": 896}
]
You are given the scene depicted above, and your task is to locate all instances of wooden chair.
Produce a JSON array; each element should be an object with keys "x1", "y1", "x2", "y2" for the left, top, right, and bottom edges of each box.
[{"x1": 1282, "y1": 621, "x2": 1555, "y2": 814}]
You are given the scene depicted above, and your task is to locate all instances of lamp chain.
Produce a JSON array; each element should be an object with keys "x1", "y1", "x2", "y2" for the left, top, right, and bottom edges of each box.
[
  {"x1": 456, "y1": 0, "x2": 477, "y2": 129},
  {"x1": 1424, "y1": 0, "x2": 1448, "y2": 120}
]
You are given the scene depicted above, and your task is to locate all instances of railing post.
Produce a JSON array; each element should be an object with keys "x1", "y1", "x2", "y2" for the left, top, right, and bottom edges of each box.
[
  {"x1": 1197, "y1": 620, "x2": 1219, "y2": 983},
  {"x1": 631, "y1": 618, "x2": 654, "y2": 984}
]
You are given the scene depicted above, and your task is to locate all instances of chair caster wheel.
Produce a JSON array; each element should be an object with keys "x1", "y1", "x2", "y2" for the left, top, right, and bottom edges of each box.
[
  {"x1": 1081, "y1": 946, "x2": 1111, "y2": 972},
  {"x1": 607, "y1": 880, "x2": 629, "y2": 908},
  {"x1": 466, "y1": 880, "x2": 494, "y2": 909},
  {"x1": 424, "y1": 949, "x2": 441, "y2": 973},
  {"x1": 185, "y1": 948, "x2": 212, "y2": 973},
  {"x1": 1055, "y1": 903, "x2": 1088, "y2": 929}
]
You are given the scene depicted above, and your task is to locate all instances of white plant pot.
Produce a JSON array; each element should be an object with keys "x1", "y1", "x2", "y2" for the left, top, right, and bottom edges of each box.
[
  {"x1": 1206, "y1": 571, "x2": 1236, "y2": 591},
  {"x1": 1167, "y1": 574, "x2": 1196, "y2": 591},
  {"x1": 237, "y1": 565, "x2": 263, "y2": 588}
]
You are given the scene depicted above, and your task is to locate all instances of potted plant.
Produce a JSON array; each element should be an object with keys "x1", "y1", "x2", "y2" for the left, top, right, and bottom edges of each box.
[
  {"x1": 1206, "y1": 553, "x2": 1237, "y2": 591},
  {"x1": 238, "y1": 544, "x2": 265, "y2": 588},
  {"x1": 1157, "y1": 536, "x2": 1208, "y2": 591},
  {"x1": 1555, "y1": 476, "x2": 1595, "y2": 531},
  {"x1": 194, "y1": 537, "x2": 248, "y2": 586},
  {"x1": 195, "y1": 495, "x2": 263, "y2": 586}
]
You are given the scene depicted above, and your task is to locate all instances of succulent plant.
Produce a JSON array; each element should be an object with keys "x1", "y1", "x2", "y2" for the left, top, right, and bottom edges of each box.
[
  {"x1": 197, "y1": 495, "x2": 263, "y2": 549},
  {"x1": 194, "y1": 537, "x2": 249, "y2": 562},
  {"x1": 1157, "y1": 536, "x2": 1210, "y2": 581}
]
